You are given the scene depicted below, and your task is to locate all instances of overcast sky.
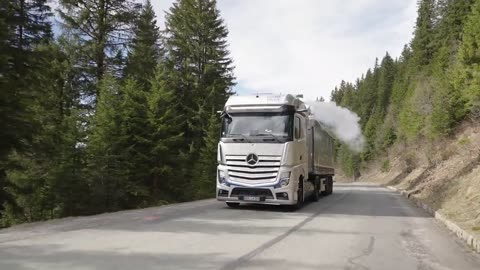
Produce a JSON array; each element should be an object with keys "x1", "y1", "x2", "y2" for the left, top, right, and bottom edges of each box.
[{"x1": 152, "y1": 0, "x2": 418, "y2": 100}]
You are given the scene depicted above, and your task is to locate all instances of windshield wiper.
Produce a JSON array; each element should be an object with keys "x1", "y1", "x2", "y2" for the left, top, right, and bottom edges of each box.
[
  {"x1": 228, "y1": 134, "x2": 252, "y2": 143},
  {"x1": 255, "y1": 133, "x2": 282, "y2": 143}
]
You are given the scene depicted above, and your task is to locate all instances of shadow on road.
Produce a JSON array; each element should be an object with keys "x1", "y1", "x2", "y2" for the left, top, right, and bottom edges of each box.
[
  {"x1": 0, "y1": 242, "x2": 343, "y2": 270},
  {"x1": 79, "y1": 184, "x2": 430, "y2": 236}
]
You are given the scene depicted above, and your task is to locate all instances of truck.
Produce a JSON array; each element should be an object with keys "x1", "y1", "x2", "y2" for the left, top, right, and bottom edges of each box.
[{"x1": 216, "y1": 94, "x2": 335, "y2": 209}]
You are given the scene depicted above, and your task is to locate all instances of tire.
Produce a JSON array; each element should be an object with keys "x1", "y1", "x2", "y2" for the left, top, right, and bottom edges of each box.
[
  {"x1": 294, "y1": 177, "x2": 305, "y2": 210},
  {"x1": 321, "y1": 177, "x2": 328, "y2": 196},
  {"x1": 287, "y1": 177, "x2": 304, "y2": 211},
  {"x1": 326, "y1": 176, "x2": 333, "y2": 195},
  {"x1": 226, "y1": 202, "x2": 240, "y2": 208},
  {"x1": 312, "y1": 177, "x2": 320, "y2": 202}
]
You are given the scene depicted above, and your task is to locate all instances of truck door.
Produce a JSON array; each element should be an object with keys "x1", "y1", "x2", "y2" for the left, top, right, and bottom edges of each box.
[{"x1": 294, "y1": 114, "x2": 311, "y2": 194}]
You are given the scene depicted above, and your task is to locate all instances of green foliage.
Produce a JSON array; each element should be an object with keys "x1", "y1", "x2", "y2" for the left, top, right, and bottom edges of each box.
[
  {"x1": 146, "y1": 67, "x2": 185, "y2": 202},
  {"x1": 86, "y1": 75, "x2": 127, "y2": 212},
  {"x1": 331, "y1": 0, "x2": 479, "y2": 173},
  {"x1": 161, "y1": 0, "x2": 235, "y2": 198},
  {"x1": 381, "y1": 159, "x2": 390, "y2": 173},
  {"x1": 2, "y1": 43, "x2": 89, "y2": 225},
  {"x1": 429, "y1": 78, "x2": 466, "y2": 137},
  {"x1": 124, "y1": 0, "x2": 162, "y2": 87},
  {"x1": 454, "y1": 0, "x2": 480, "y2": 118},
  {"x1": 411, "y1": 0, "x2": 436, "y2": 66},
  {"x1": 458, "y1": 136, "x2": 471, "y2": 146},
  {"x1": 337, "y1": 145, "x2": 361, "y2": 178},
  {"x1": 0, "y1": 0, "x2": 235, "y2": 227},
  {"x1": 193, "y1": 113, "x2": 221, "y2": 199},
  {"x1": 58, "y1": 0, "x2": 140, "y2": 101},
  {"x1": 164, "y1": 0, "x2": 235, "y2": 122}
]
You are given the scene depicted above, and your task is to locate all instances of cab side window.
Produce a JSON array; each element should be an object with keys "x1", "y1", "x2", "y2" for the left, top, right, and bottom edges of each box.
[{"x1": 294, "y1": 116, "x2": 301, "y2": 139}]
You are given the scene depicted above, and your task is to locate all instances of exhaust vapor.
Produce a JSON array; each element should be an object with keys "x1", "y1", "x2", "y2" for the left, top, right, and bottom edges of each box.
[{"x1": 307, "y1": 101, "x2": 365, "y2": 153}]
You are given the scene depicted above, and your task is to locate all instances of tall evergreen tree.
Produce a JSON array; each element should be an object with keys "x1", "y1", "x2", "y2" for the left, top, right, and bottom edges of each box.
[
  {"x1": 2, "y1": 43, "x2": 90, "y2": 225},
  {"x1": 86, "y1": 75, "x2": 127, "y2": 212},
  {"x1": 117, "y1": 78, "x2": 151, "y2": 207},
  {"x1": 411, "y1": 0, "x2": 436, "y2": 66},
  {"x1": 58, "y1": 0, "x2": 140, "y2": 101},
  {"x1": 454, "y1": 0, "x2": 480, "y2": 117},
  {"x1": 376, "y1": 53, "x2": 396, "y2": 115},
  {"x1": 0, "y1": 0, "x2": 52, "y2": 161},
  {"x1": 146, "y1": 68, "x2": 184, "y2": 202},
  {"x1": 163, "y1": 0, "x2": 235, "y2": 150},
  {"x1": 124, "y1": 0, "x2": 162, "y2": 87},
  {"x1": 0, "y1": 0, "x2": 53, "y2": 225},
  {"x1": 193, "y1": 113, "x2": 220, "y2": 199},
  {"x1": 162, "y1": 0, "x2": 235, "y2": 194},
  {"x1": 435, "y1": 0, "x2": 475, "y2": 45}
]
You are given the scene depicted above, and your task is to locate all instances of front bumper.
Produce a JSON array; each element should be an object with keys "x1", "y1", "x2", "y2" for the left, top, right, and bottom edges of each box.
[{"x1": 216, "y1": 185, "x2": 296, "y2": 205}]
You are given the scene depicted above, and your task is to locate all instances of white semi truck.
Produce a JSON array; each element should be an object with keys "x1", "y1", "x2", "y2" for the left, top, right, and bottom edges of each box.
[{"x1": 216, "y1": 94, "x2": 335, "y2": 209}]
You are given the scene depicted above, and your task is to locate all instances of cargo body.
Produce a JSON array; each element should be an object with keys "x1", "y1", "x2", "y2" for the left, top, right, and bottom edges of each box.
[{"x1": 216, "y1": 94, "x2": 335, "y2": 209}]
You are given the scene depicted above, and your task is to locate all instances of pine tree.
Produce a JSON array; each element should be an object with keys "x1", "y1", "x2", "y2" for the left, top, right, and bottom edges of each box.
[
  {"x1": 454, "y1": 0, "x2": 480, "y2": 117},
  {"x1": 86, "y1": 74, "x2": 127, "y2": 212},
  {"x1": 435, "y1": 0, "x2": 475, "y2": 46},
  {"x1": 411, "y1": 0, "x2": 436, "y2": 67},
  {"x1": 146, "y1": 67, "x2": 185, "y2": 202},
  {"x1": 193, "y1": 113, "x2": 220, "y2": 199},
  {"x1": 58, "y1": 0, "x2": 140, "y2": 101},
  {"x1": 2, "y1": 43, "x2": 88, "y2": 225},
  {"x1": 162, "y1": 0, "x2": 235, "y2": 195},
  {"x1": 0, "y1": 0, "x2": 53, "y2": 225},
  {"x1": 117, "y1": 78, "x2": 151, "y2": 207},
  {"x1": 164, "y1": 0, "x2": 235, "y2": 150},
  {"x1": 124, "y1": 0, "x2": 162, "y2": 87},
  {"x1": 0, "y1": 0, "x2": 52, "y2": 161},
  {"x1": 376, "y1": 53, "x2": 396, "y2": 115}
]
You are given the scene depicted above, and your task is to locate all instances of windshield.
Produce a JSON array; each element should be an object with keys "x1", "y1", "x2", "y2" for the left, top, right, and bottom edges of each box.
[{"x1": 222, "y1": 112, "x2": 293, "y2": 140}]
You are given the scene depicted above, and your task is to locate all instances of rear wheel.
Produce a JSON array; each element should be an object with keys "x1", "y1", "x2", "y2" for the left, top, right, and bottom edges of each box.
[
  {"x1": 321, "y1": 177, "x2": 328, "y2": 196},
  {"x1": 326, "y1": 176, "x2": 333, "y2": 195},
  {"x1": 312, "y1": 177, "x2": 320, "y2": 202},
  {"x1": 226, "y1": 202, "x2": 240, "y2": 208}
]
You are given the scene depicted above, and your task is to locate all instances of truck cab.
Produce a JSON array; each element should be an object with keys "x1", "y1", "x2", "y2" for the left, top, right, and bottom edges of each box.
[{"x1": 216, "y1": 94, "x2": 334, "y2": 209}]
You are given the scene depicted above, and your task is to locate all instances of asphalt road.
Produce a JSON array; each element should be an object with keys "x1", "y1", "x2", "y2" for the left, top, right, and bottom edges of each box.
[{"x1": 1, "y1": 183, "x2": 479, "y2": 270}]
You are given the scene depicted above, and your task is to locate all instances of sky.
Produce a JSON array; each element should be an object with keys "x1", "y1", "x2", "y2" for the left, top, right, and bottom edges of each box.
[{"x1": 151, "y1": 0, "x2": 418, "y2": 100}]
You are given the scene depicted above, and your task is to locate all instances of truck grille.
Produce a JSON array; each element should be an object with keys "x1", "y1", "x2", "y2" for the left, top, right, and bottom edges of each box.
[
  {"x1": 225, "y1": 155, "x2": 281, "y2": 183},
  {"x1": 231, "y1": 188, "x2": 274, "y2": 199}
]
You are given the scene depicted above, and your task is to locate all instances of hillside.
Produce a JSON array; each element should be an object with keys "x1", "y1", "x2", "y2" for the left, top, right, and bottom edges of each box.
[
  {"x1": 357, "y1": 120, "x2": 480, "y2": 239},
  {"x1": 331, "y1": 0, "x2": 480, "y2": 241}
]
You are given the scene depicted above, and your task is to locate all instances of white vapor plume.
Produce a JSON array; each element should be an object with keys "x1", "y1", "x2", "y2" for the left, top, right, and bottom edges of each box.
[{"x1": 307, "y1": 102, "x2": 365, "y2": 153}]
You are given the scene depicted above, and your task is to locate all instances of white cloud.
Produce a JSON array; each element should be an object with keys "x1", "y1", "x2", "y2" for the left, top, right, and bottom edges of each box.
[{"x1": 152, "y1": 0, "x2": 417, "y2": 100}]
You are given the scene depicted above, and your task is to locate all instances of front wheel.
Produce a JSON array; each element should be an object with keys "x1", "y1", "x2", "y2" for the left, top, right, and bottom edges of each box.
[{"x1": 286, "y1": 177, "x2": 304, "y2": 211}]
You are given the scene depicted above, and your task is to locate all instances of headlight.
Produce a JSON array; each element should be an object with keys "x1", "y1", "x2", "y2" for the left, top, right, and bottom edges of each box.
[
  {"x1": 218, "y1": 170, "x2": 228, "y2": 185},
  {"x1": 279, "y1": 171, "x2": 291, "y2": 180},
  {"x1": 275, "y1": 171, "x2": 290, "y2": 188}
]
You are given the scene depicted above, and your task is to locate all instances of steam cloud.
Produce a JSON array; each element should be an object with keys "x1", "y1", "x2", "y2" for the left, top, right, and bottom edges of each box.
[{"x1": 307, "y1": 102, "x2": 365, "y2": 153}]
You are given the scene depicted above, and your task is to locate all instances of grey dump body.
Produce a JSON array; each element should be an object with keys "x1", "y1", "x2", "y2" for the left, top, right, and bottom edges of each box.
[{"x1": 307, "y1": 119, "x2": 335, "y2": 176}]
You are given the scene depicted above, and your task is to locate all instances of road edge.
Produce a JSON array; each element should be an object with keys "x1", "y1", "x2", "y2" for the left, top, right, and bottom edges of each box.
[{"x1": 386, "y1": 185, "x2": 480, "y2": 254}]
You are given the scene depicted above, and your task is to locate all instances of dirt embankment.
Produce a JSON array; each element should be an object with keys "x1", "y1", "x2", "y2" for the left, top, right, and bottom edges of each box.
[{"x1": 353, "y1": 121, "x2": 480, "y2": 239}]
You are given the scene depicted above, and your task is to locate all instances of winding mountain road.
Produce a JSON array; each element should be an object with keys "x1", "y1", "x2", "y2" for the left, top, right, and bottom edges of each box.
[{"x1": 1, "y1": 183, "x2": 479, "y2": 270}]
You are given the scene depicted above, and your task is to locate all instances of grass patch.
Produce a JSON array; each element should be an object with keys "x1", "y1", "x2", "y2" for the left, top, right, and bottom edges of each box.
[
  {"x1": 472, "y1": 226, "x2": 480, "y2": 232},
  {"x1": 381, "y1": 159, "x2": 390, "y2": 173},
  {"x1": 458, "y1": 136, "x2": 471, "y2": 146}
]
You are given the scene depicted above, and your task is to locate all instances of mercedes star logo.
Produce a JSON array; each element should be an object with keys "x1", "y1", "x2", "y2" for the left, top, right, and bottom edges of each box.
[{"x1": 246, "y1": 153, "x2": 259, "y2": 165}]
